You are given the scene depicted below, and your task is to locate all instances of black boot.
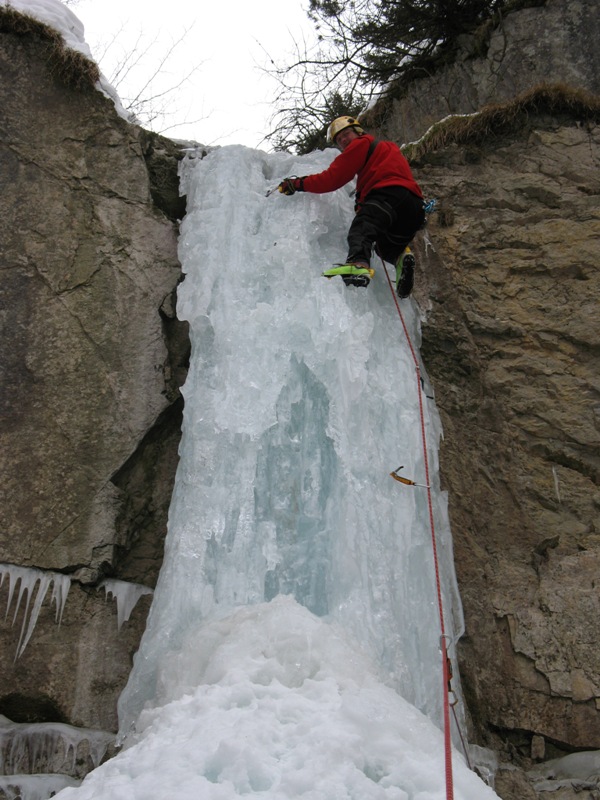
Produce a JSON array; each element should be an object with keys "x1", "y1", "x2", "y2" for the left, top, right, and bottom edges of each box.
[{"x1": 395, "y1": 249, "x2": 415, "y2": 298}]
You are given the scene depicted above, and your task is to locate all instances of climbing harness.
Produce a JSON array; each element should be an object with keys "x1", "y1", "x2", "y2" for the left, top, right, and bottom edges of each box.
[{"x1": 382, "y1": 250, "x2": 457, "y2": 800}]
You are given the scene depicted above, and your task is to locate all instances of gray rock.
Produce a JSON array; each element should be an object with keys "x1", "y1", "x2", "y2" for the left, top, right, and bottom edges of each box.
[
  {"x1": 370, "y1": 0, "x2": 600, "y2": 145},
  {"x1": 0, "y1": 8, "x2": 187, "y2": 738},
  {"x1": 412, "y1": 118, "x2": 600, "y2": 795}
]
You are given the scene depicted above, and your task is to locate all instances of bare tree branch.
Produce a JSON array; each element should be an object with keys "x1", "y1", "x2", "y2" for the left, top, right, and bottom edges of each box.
[
  {"x1": 264, "y1": 0, "x2": 507, "y2": 152},
  {"x1": 90, "y1": 23, "x2": 205, "y2": 134}
]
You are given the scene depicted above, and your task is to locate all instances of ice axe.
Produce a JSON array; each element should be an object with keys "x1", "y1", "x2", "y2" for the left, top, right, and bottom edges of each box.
[
  {"x1": 266, "y1": 182, "x2": 289, "y2": 197},
  {"x1": 390, "y1": 466, "x2": 429, "y2": 488}
]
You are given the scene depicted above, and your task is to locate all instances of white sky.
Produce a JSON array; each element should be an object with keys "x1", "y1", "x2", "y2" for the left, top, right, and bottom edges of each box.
[{"x1": 72, "y1": 0, "x2": 314, "y2": 149}]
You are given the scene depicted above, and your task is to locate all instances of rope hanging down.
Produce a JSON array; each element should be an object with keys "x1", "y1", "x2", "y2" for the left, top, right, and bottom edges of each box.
[{"x1": 382, "y1": 254, "x2": 455, "y2": 800}]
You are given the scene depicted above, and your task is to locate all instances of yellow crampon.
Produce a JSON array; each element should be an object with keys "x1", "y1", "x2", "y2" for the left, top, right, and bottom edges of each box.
[{"x1": 322, "y1": 264, "x2": 375, "y2": 280}]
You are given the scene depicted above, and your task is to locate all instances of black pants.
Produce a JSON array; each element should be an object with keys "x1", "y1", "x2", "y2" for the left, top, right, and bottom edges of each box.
[{"x1": 346, "y1": 186, "x2": 425, "y2": 266}]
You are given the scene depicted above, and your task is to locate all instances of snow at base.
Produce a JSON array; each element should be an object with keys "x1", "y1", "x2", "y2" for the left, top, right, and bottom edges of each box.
[
  {"x1": 52, "y1": 144, "x2": 500, "y2": 799},
  {"x1": 56, "y1": 599, "x2": 498, "y2": 800}
]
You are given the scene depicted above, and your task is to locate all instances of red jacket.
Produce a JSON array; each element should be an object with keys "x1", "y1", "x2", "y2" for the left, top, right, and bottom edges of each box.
[{"x1": 303, "y1": 134, "x2": 423, "y2": 202}]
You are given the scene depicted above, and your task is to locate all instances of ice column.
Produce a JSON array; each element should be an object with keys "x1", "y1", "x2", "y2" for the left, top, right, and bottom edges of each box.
[{"x1": 118, "y1": 144, "x2": 465, "y2": 741}]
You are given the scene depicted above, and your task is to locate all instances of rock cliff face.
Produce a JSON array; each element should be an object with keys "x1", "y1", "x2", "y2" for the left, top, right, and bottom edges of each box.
[
  {"x1": 409, "y1": 113, "x2": 600, "y2": 797},
  {"x1": 369, "y1": 0, "x2": 599, "y2": 145},
  {"x1": 0, "y1": 11, "x2": 187, "y2": 735}
]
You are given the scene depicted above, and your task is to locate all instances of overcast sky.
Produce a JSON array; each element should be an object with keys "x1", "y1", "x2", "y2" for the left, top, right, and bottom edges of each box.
[{"x1": 73, "y1": 0, "x2": 314, "y2": 149}]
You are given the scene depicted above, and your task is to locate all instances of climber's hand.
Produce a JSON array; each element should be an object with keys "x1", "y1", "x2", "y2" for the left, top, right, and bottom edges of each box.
[{"x1": 278, "y1": 177, "x2": 305, "y2": 195}]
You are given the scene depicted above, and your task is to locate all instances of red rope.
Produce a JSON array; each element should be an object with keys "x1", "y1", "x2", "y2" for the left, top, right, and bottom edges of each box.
[{"x1": 382, "y1": 258, "x2": 455, "y2": 800}]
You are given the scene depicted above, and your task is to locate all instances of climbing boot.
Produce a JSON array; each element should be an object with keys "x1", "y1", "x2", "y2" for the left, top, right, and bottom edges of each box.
[
  {"x1": 323, "y1": 263, "x2": 375, "y2": 288},
  {"x1": 396, "y1": 249, "x2": 416, "y2": 298}
]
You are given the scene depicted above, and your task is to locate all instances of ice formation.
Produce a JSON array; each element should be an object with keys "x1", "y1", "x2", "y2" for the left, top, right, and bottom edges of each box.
[
  {"x1": 0, "y1": 564, "x2": 71, "y2": 658},
  {"x1": 0, "y1": 716, "x2": 113, "y2": 777},
  {"x1": 528, "y1": 749, "x2": 600, "y2": 789},
  {"x1": 50, "y1": 145, "x2": 500, "y2": 799},
  {"x1": 117, "y1": 144, "x2": 463, "y2": 733},
  {"x1": 99, "y1": 580, "x2": 154, "y2": 630},
  {"x1": 0, "y1": 565, "x2": 152, "y2": 659},
  {"x1": 0, "y1": 774, "x2": 79, "y2": 800}
]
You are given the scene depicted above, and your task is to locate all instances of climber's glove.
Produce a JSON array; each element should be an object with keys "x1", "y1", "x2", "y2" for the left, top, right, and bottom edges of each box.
[{"x1": 278, "y1": 176, "x2": 305, "y2": 195}]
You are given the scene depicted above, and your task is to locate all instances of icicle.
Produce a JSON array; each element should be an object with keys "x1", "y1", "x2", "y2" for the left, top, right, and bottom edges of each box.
[
  {"x1": 0, "y1": 715, "x2": 114, "y2": 777},
  {"x1": 552, "y1": 465, "x2": 561, "y2": 504},
  {"x1": 0, "y1": 775, "x2": 81, "y2": 800},
  {"x1": 0, "y1": 564, "x2": 72, "y2": 659},
  {"x1": 50, "y1": 573, "x2": 71, "y2": 624},
  {"x1": 99, "y1": 579, "x2": 153, "y2": 630},
  {"x1": 16, "y1": 572, "x2": 52, "y2": 658}
]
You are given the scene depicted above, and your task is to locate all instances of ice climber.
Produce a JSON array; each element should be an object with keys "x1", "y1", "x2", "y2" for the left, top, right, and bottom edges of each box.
[{"x1": 277, "y1": 116, "x2": 425, "y2": 295}]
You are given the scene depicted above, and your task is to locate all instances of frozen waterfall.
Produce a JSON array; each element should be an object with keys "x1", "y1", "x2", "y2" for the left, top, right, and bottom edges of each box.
[{"x1": 55, "y1": 144, "x2": 499, "y2": 799}]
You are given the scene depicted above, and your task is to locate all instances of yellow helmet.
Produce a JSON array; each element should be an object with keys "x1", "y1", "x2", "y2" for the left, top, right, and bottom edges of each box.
[{"x1": 326, "y1": 116, "x2": 364, "y2": 144}]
